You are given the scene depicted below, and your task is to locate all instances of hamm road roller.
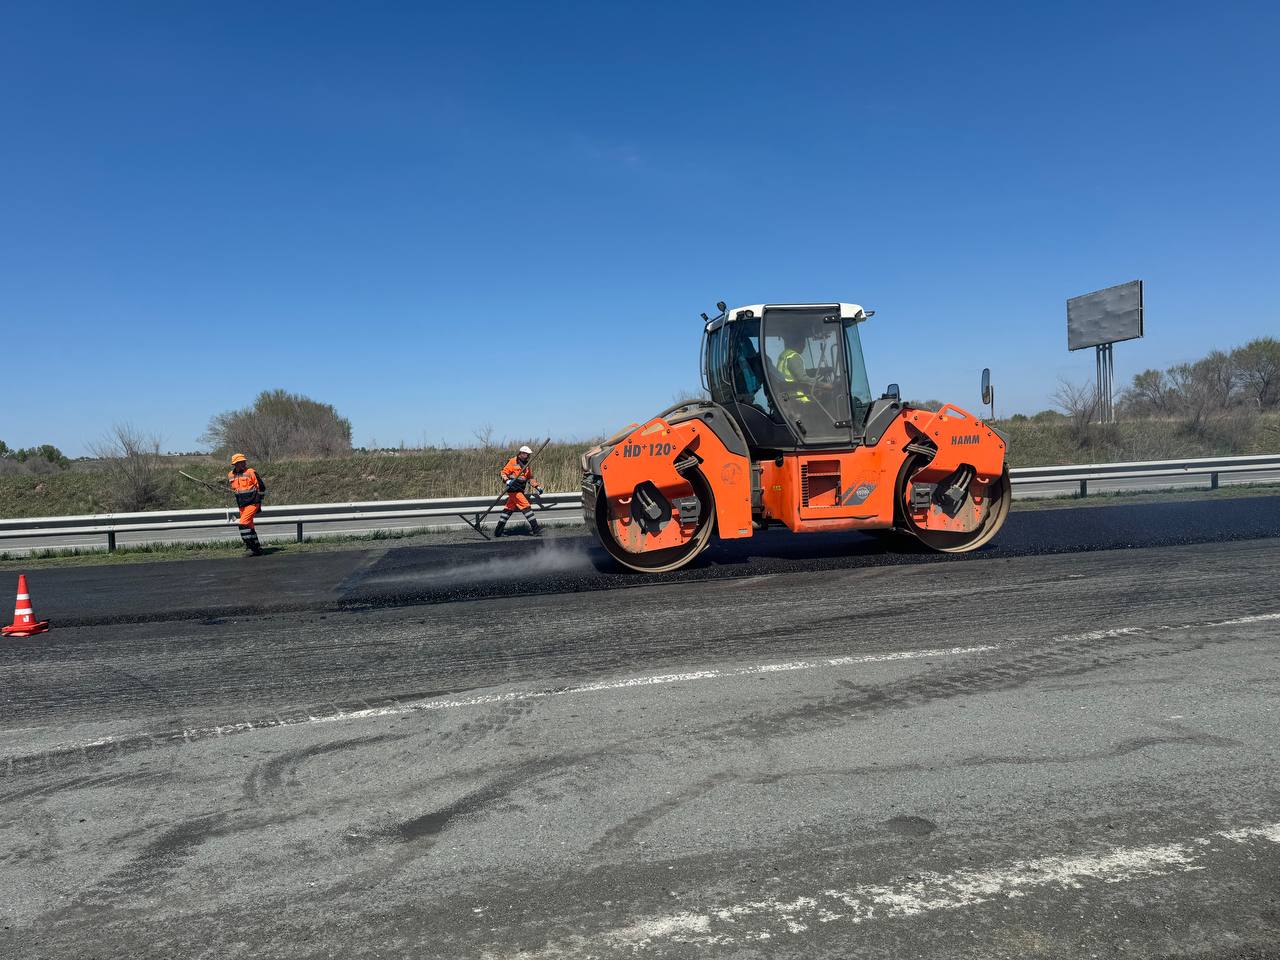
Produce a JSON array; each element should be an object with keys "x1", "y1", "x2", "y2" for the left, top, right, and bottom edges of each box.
[{"x1": 581, "y1": 302, "x2": 1011, "y2": 572}]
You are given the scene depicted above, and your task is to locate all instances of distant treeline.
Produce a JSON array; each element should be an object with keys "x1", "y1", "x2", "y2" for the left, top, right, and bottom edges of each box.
[
  {"x1": 0, "y1": 440, "x2": 71, "y2": 475},
  {"x1": 1122, "y1": 337, "x2": 1279, "y2": 426}
]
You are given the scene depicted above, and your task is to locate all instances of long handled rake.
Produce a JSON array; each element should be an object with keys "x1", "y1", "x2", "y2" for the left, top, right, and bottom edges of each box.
[{"x1": 462, "y1": 438, "x2": 551, "y2": 540}]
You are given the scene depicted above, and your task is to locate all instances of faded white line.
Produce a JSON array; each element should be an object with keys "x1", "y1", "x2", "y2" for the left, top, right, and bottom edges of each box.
[
  {"x1": 3, "y1": 642, "x2": 996, "y2": 762},
  {"x1": 199, "y1": 643, "x2": 998, "y2": 737},
  {"x1": 200, "y1": 610, "x2": 1277, "y2": 739},
  {"x1": 9, "y1": 609, "x2": 1276, "y2": 761},
  {"x1": 505, "y1": 822, "x2": 1280, "y2": 956},
  {"x1": 1195, "y1": 611, "x2": 1280, "y2": 627}
]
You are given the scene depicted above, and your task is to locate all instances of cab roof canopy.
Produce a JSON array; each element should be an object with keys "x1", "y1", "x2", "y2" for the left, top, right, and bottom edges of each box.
[{"x1": 707, "y1": 303, "x2": 871, "y2": 331}]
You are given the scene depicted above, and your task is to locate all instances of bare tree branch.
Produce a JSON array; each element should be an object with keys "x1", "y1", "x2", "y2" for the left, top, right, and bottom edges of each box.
[{"x1": 89, "y1": 423, "x2": 170, "y2": 511}]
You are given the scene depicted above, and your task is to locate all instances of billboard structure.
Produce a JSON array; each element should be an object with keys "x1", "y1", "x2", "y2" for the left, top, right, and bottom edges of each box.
[{"x1": 1067, "y1": 280, "x2": 1144, "y2": 423}]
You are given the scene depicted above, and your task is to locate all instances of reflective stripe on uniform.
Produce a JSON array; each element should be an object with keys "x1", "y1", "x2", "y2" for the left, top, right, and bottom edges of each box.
[{"x1": 777, "y1": 347, "x2": 812, "y2": 402}]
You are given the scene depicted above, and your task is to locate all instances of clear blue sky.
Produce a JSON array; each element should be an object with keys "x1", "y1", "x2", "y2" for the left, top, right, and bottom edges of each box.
[{"x1": 3, "y1": 1, "x2": 1277, "y2": 455}]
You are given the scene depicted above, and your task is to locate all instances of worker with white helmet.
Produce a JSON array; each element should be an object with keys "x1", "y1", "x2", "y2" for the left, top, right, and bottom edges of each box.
[{"x1": 494, "y1": 444, "x2": 543, "y2": 537}]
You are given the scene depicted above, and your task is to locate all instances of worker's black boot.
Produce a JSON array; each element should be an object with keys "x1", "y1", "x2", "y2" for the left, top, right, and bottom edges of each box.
[
  {"x1": 240, "y1": 525, "x2": 263, "y2": 555},
  {"x1": 493, "y1": 523, "x2": 506, "y2": 538},
  {"x1": 529, "y1": 518, "x2": 542, "y2": 537}
]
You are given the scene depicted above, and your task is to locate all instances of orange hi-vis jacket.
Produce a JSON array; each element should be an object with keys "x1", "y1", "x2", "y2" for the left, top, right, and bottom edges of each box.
[
  {"x1": 229, "y1": 467, "x2": 266, "y2": 506},
  {"x1": 500, "y1": 457, "x2": 538, "y2": 511},
  {"x1": 229, "y1": 467, "x2": 266, "y2": 527}
]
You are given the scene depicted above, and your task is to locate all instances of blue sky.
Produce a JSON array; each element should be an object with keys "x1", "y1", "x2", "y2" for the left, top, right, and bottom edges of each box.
[{"x1": 2, "y1": 1, "x2": 1277, "y2": 454}]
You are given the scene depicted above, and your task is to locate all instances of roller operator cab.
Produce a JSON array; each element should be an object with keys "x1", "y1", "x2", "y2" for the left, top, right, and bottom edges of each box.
[{"x1": 582, "y1": 303, "x2": 1011, "y2": 572}]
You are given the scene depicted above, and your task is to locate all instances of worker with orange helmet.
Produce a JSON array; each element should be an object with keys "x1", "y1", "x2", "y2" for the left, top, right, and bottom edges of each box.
[
  {"x1": 228, "y1": 453, "x2": 267, "y2": 555},
  {"x1": 494, "y1": 445, "x2": 543, "y2": 537}
]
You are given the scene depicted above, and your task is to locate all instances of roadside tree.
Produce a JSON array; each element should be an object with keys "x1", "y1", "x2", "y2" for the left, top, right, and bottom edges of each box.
[{"x1": 203, "y1": 390, "x2": 353, "y2": 460}]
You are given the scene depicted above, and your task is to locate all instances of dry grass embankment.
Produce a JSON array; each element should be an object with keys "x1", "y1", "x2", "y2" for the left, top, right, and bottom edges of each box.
[
  {"x1": 997, "y1": 411, "x2": 1280, "y2": 466},
  {"x1": 0, "y1": 444, "x2": 587, "y2": 519}
]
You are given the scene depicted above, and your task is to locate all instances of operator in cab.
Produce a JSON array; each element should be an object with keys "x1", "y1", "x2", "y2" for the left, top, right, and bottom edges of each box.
[{"x1": 776, "y1": 330, "x2": 812, "y2": 404}]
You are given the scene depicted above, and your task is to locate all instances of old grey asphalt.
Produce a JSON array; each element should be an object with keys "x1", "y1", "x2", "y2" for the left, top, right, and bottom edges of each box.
[{"x1": 2, "y1": 497, "x2": 1279, "y2": 958}]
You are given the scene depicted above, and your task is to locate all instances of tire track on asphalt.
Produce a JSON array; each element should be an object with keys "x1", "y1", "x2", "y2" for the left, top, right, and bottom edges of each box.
[
  {"x1": 43, "y1": 809, "x2": 308, "y2": 926},
  {"x1": 585, "y1": 728, "x2": 1241, "y2": 858},
  {"x1": 327, "y1": 750, "x2": 606, "y2": 902},
  {"x1": 241, "y1": 731, "x2": 410, "y2": 803}
]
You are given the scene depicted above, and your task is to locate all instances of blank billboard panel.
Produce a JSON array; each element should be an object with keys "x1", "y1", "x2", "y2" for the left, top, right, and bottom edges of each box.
[{"x1": 1067, "y1": 280, "x2": 1144, "y2": 351}]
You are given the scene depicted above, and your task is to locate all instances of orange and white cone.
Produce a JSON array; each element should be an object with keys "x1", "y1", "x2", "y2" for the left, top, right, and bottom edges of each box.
[{"x1": 2, "y1": 574, "x2": 50, "y2": 638}]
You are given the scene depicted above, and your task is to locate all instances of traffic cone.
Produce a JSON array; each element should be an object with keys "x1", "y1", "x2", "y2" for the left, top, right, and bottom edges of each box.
[{"x1": 2, "y1": 574, "x2": 50, "y2": 638}]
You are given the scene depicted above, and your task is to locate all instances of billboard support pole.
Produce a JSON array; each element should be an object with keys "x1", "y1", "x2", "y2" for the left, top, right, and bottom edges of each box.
[
  {"x1": 1108, "y1": 343, "x2": 1115, "y2": 423},
  {"x1": 1095, "y1": 342, "x2": 1115, "y2": 424},
  {"x1": 1095, "y1": 345, "x2": 1102, "y2": 424}
]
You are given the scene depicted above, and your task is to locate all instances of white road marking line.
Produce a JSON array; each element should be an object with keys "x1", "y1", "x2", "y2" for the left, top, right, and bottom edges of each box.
[
  {"x1": 198, "y1": 643, "x2": 998, "y2": 738},
  {"x1": 8, "y1": 609, "x2": 1276, "y2": 760},
  {"x1": 507, "y1": 822, "x2": 1280, "y2": 956},
  {"x1": 1049, "y1": 611, "x2": 1280, "y2": 645},
  {"x1": 5, "y1": 643, "x2": 997, "y2": 760},
  {"x1": 1194, "y1": 611, "x2": 1280, "y2": 627}
]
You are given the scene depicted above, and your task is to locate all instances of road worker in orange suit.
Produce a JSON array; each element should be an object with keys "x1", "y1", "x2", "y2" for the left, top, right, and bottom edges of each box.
[
  {"x1": 494, "y1": 445, "x2": 543, "y2": 537},
  {"x1": 228, "y1": 453, "x2": 266, "y2": 555}
]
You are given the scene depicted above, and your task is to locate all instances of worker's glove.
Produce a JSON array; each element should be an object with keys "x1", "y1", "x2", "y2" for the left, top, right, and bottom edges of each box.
[{"x1": 534, "y1": 486, "x2": 544, "y2": 496}]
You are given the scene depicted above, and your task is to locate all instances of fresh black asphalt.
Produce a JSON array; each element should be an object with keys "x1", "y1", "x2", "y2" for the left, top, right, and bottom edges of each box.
[{"x1": 18, "y1": 494, "x2": 1280, "y2": 625}]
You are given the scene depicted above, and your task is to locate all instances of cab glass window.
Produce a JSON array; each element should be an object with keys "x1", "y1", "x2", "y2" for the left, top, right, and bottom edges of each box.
[{"x1": 761, "y1": 307, "x2": 852, "y2": 444}]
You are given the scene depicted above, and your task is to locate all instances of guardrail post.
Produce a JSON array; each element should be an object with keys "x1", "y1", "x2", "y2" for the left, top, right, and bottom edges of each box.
[
  {"x1": 1079, "y1": 479, "x2": 1088, "y2": 498},
  {"x1": 296, "y1": 522, "x2": 304, "y2": 543},
  {"x1": 107, "y1": 531, "x2": 116, "y2": 552},
  {"x1": 1210, "y1": 472, "x2": 1219, "y2": 490}
]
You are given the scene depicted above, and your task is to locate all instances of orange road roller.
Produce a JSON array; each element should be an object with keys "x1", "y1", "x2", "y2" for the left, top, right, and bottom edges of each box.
[{"x1": 582, "y1": 302, "x2": 1011, "y2": 572}]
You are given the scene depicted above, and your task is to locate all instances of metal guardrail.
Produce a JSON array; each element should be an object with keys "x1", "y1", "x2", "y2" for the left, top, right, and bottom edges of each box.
[
  {"x1": 1009, "y1": 453, "x2": 1280, "y2": 497},
  {"x1": 0, "y1": 493, "x2": 582, "y2": 551},
  {"x1": 1, "y1": 454, "x2": 1277, "y2": 552}
]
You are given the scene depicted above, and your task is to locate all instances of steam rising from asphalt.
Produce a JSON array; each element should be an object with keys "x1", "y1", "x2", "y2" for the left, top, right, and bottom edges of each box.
[
  {"x1": 439, "y1": 537, "x2": 596, "y2": 583},
  {"x1": 369, "y1": 536, "x2": 599, "y2": 589}
]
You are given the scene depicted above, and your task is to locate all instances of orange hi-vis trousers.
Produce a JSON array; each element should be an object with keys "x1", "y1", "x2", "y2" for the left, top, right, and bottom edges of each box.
[{"x1": 503, "y1": 491, "x2": 532, "y2": 511}]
